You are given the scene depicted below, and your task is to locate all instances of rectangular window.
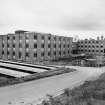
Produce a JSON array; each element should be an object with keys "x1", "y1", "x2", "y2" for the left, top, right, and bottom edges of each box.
[
  {"x1": 54, "y1": 44, "x2": 56, "y2": 48},
  {"x1": 2, "y1": 51, "x2": 4, "y2": 55},
  {"x1": 34, "y1": 44, "x2": 37, "y2": 48},
  {"x1": 19, "y1": 52, "x2": 22, "y2": 59},
  {"x1": 54, "y1": 51, "x2": 56, "y2": 55},
  {"x1": 48, "y1": 52, "x2": 50, "y2": 56},
  {"x1": 48, "y1": 44, "x2": 50, "y2": 48},
  {"x1": 59, "y1": 44, "x2": 61, "y2": 48},
  {"x1": 34, "y1": 35, "x2": 37, "y2": 39},
  {"x1": 7, "y1": 51, "x2": 9, "y2": 55},
  {"x1": 2, "y1": 43, "x2": 4, "y2": 48},
  {"x1": 7, "y1": 36, "x2": 10, "y2": 40},
  {"x1": 34, "y1": 53, "x2": 37, "y2": 57},
  {"x1": 13, "y1": 44, "x2": 15, "y2": 48},
  {"x1": 42, "y1": 36, "x2": 44, "y2": 40},
  {"x1": 19, "y1": 43, "x2": 22, "y2": 48},
  {"x1": 13, "y1": 36, "x2": 15, "y2": 40},
  {"x1": 48, "y1": 36, "x2": 50, "y2": 40},
  {"x1": 26, "y1": 52, "x2": 29, "y2": 57},
  {"x1": 13, "y1": 51, "x2": 15, "y2": 56},
  {"x1": 41, "y1": 44, "x2": 44, "y2": 48},
  {"x1": 41, "y1": 52, "x2": 44, "y2": 56},
  {"x1": 59, "y1": 51, "x2": 61, "y2": 55},
  {"x1": 26, "y1": 43, "x2": 29, "y2": 48}
]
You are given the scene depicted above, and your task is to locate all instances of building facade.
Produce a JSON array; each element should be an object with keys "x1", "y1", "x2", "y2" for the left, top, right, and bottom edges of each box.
[
  {"x1": 76, "y1": 36, "x2": 105, "y2": 67},
  {"x1": 77, "y1": 36, "x2": 105, "y2": 56},
  {"x1": 0, "y1": 30, "x2": 73, "y2": 64}
]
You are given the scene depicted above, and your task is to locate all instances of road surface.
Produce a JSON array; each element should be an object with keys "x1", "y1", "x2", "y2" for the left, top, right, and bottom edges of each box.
[{"x1": 0, "y1": 66, "x2": 105, "y2": 105}]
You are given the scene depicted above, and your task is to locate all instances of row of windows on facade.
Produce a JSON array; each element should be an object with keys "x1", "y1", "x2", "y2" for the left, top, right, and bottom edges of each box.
[
  {"x1": 79, "y1": 40, "x2": 102, "y2": 44},
  {"x1": 2, "y1": 50, "x2": 70, "y2": 58},
  {"x1": 79, "y1": 45, "x2": 103, "y2": 48},
  {"x1": 6, "y1": 35, "x2": 70, "y2": 42},
  {"x1": 2, "y1": 43, "x2": 70, "y2": 49},
  {"x1": 80, "y1": 49, "x2": 104, "y2": 52}
]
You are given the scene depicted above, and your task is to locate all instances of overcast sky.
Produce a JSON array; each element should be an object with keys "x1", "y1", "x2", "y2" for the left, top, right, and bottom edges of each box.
[{"x1": 0, "y1": 0, "x2": 105, "y2": 39}]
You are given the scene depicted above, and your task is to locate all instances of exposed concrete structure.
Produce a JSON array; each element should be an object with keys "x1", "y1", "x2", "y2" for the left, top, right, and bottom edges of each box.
[
  {"x1": 0, "y1": 30, "x2": 73, "y2": 64},
  {"x1": 78, "y1": 36, "x2": 105, "y2": 56},
  {"x1": 75, "y1": 36, "x2": 105, "y2": 67}
]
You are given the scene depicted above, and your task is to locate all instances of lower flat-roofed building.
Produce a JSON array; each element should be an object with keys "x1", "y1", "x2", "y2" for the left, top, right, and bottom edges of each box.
[
  {"x1": 77, "y1": 36, "x2": 105, "y2": 56},
  {"x1": 75, "y1": 36, "x2": 105, "y2": 67},
  {"x1": 0, "y1": 30, "x2": 73, "y2": 64}
]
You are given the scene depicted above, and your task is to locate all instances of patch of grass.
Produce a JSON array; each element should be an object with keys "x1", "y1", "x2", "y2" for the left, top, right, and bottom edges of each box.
[{"x1": 40, "y1": 72, "x2": 105, "y2": 105}]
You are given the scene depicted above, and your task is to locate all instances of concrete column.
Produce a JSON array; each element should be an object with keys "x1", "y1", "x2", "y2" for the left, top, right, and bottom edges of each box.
[
  {"x1": 44, "y1": 34, "x2": 48, "y2": 61},
  {"x1": 19, "y1": 33, "x2": 26, "y2": 62},
  {"x1": 55, "y1": 36, "x2": 59, "y2": 59},
  {"x1": 65, "y1": 37, "x2": 68, "y2": 58},
  {"x1": 37, "y1": 33, "x2": 41, "y2": 62},
  {"x1": 29, "y1": 32, "x2": 34, "y2": 63},
  {"x1": 7, "y1": 34, "x2": 13, "y2": 60},
  {"x1": 50, "y1": 35, "x2": 54, "y2": 60},
  {"x1": 0, "y1": 35, "x2": 2, "y2": 59},
  {"x1": 2, "y1": 35, "x2": 7, "y2": 60},
  {"x1": 14, "y1": 33, "x2": 19, "y2": 61},
  {"x1": 61, "y1": 37, "x2": 64, "y2": 58}
]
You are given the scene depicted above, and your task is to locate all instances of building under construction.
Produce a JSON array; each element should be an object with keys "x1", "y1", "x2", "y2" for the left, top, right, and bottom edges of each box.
[{"x1": 0, "y1": 30, "x2": 73, "y2": 64}]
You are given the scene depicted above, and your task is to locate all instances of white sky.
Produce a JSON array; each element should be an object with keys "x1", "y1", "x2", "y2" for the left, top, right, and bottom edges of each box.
[{"x1": 0, "y1": 0, "x2": 105, "y2": 39}]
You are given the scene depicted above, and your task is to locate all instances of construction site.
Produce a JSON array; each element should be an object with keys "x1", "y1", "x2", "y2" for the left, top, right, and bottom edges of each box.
[{"x1": 0, "y1": 30, "x2": 105, "y2": 105}]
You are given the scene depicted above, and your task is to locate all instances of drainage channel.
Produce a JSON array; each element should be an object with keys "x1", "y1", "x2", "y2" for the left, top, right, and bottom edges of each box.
[
  {"x1": 0, "y1": 60, "x2": 51, "y2": 70},
  {"x1": 0, "y1": 65, "x2": 36, "y2": 74}
]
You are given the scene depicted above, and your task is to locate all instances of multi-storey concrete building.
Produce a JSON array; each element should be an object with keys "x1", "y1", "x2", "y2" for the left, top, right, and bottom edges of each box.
[
  {"x1": 77, "y1": 36, "x2": 105, "y2": 56},
  {"x1": 75, "y1": 36, "x2": 105, "y2": 67},
  {"x1": 0, "y1": 30, "x2": 73, "y2": 64}
]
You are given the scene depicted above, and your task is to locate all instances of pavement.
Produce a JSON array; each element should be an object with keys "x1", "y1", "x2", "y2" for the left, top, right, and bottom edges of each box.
[{"x1": 0, "y1": 66, "x2": 105, "y2": 105}]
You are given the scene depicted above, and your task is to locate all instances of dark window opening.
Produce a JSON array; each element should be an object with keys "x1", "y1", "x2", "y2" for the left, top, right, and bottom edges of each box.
[
  {"x1": 34, "y1": 44, "x2": 37, "y2": 48},
  {"x1": 48, "y1": 44, "x2": 50, "y2": 48},
  {"x1": 41, "y1": 44, "x2": 44, "y2": 48},
  {"x1": 41, "y1": 52, "x2": 44, "y2": 56},
  {"x1": 2, "y1": 51, "x2": 4, "y2": 55},
  {"x1": 2, "y1": 43, "x2": 4, "y2": 48},
  {"x1": 13, "y1": 36, "x2": 15, "y2": 40},
  {"x1": 7, "y1": 44, "x2": 9, "y2": 48},
  {"x1": 13, "y1": 44, "x2": 15, "y2": 48},
  {"x1": 26, "y1": 52, "x2": 29, "y2": 57},
  {"x1": 34, "y1": 53, "x2": 37, "y2": 57},
  {"x1": 48, "y1": 52, "x2": 50, "y2": 56},
  {"x1": 19, "y1": 52, "x2": 22, "y2": 58},
  {"x1": 42, "y1": 36, "x2": 44, "y2": 40},
  {"x1": 48, "y1": 36, "x2": 50, "y2": 40},
  {"x1": 34, "y1": 35, "x2": 37, "y2": 39},
  {"x1": 7, "y1": 51, "x2": 9, "y2": 55},
  {"x1": 54, "y1": 44, "x2": 56, "y2": 48},
  {"x1": 26, "y1": 43, "x2": 29, "y2": 48},
  {"x1": 13, "y1": 51, "x2": 15, "y2": 56},
  {"x1": 54, "y1": 51, "x2": 56, "y2": 55},
  {"x1": 7, "y1": 36, "x2": 10, "y2": 40}
]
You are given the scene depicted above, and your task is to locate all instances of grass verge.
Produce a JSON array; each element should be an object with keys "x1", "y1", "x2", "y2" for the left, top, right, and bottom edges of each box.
[{"x1": 40, "y1": 72, "x2": 105, "y2": 105}]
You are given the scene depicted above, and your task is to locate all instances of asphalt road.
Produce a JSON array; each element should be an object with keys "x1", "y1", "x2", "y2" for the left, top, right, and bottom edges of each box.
[{"x1": 0, "y1": 66, "x2": 105, "y2": 105}]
